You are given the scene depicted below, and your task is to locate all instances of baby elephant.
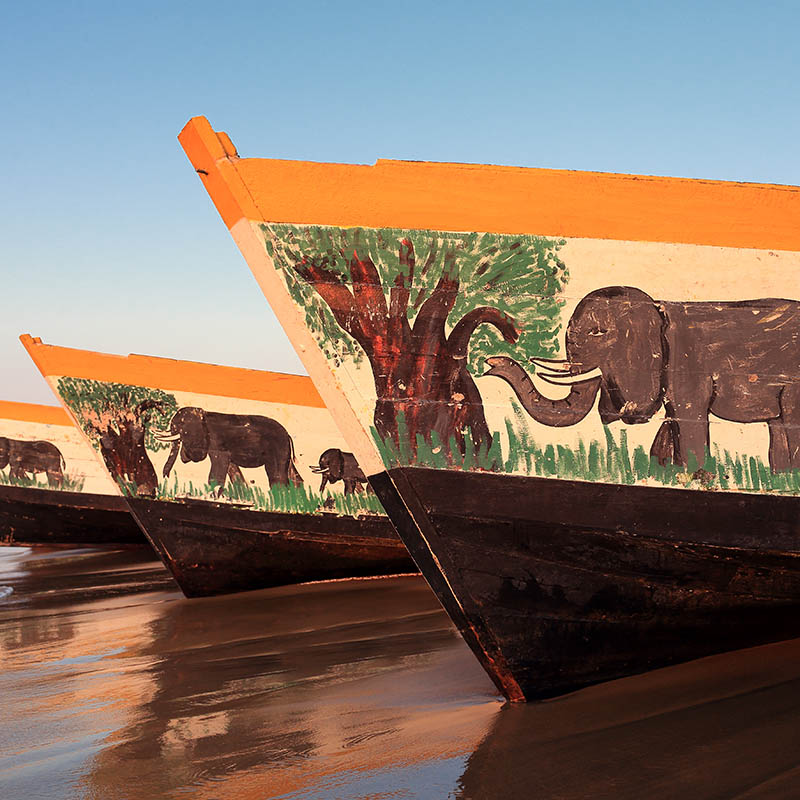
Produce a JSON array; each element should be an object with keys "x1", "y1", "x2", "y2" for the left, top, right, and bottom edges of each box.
[
  {"x1": 310, "y1": 449, "x2": 369, "y2": 495},
  {"x1": 0, "y1": 437, "x2": 65, "y2": 488}
]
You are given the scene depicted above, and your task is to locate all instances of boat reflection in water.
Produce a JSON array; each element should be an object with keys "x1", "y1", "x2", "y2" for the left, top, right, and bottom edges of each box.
[
  {"x1": 0, "y1": 547, "x2": 495, "y2": 800},
  {"x1": 456, "y1": 638, "x2": 800, "y2": 799},
  {"x1": 2, "y1": 546, "x2": 799, "y2": 799}
]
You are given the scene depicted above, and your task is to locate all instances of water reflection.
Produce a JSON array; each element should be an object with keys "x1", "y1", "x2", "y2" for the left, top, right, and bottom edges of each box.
[
  {"x1": 82, "y1": 579, "x2": 490, "y2": 795},
  {"x1": 457, "y1": 637, "x2": 800, "y2": 799},
  {"x1": 0, "y1": 547, "x2": 177, "y2": 800},
  {"x1": 0, "y1": 548, "x2": 497, "y2": 799},
  {"x1": 4, "y1": 546, "x2": 798, "y2": 799}
]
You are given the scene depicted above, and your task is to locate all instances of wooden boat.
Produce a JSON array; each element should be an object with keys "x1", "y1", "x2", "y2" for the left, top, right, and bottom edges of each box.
[
  {"x1": 0, "y1": 399, "x2": 143, "y2": 546},
  {"x1": 179, "y1": 115, "x2": 800, "y2": 700},
  {"x1": 22, "y1": 336, "x2": 414, "y2": 597}
]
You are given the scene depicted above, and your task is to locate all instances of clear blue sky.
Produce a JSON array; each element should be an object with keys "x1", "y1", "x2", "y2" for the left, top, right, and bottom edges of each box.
[{"x1": 2, "y1": 0, "x2": 798, "y2": 404}]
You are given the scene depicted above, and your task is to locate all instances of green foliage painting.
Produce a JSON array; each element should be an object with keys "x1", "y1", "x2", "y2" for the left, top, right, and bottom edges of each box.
[
  {"x1": 0, "y1": 468, "x2": 85, "y2": 493},
  {"x1": 264, "y1": 223, "x2": 568, "y2": 462},
  {"x1": 370, "y1": 406, "x2": 800, "y2": 496},
  {"x1": 57, "y1": 377, "x2": 178, "y2": 496},
  {"x1": 154, "y1": 473, "x2": 384, "y2": 516},
  {"x1": 265, "y1": 224, "x2": 567, "y2": 370}
]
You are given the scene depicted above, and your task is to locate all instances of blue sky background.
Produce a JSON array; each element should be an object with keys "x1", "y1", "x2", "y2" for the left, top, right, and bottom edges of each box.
[{"x1": 2, "y1": 0, "x2": 798, "y2": 404}]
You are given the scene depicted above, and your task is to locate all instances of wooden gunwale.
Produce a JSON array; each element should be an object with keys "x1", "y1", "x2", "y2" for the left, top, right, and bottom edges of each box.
[
  {"x1": 0, "y1": 400, "x2": 71, "y2": 427},
  {"x1": 20, "y1": 334, "x2": 324, "y2": 407},
  {"x1": 178, "y1": 115, "x2": 800, "y2": 251}
]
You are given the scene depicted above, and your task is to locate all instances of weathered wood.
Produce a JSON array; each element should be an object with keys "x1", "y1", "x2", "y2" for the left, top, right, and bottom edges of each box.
[
  {"x1": 127, "y1": 498, "x2": 416, "y2": 598},
  {"x1": 376, "y1": 467, "x2": 800, "y2": 700},
  {"x1": 0, "y1": 485, "x2": 145, "y2": 546}
]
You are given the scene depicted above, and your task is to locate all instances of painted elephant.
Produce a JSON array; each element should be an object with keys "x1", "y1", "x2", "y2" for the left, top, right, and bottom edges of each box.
[
  {"x1": 0, "y1": 438, "x2": 65, "y2": 487},
  {"x1": 154, "y1": 408, "x2": 302, "y2": 492},
  {"x1": 485, "y1": 286, "x2": 800, "y2": 472},
  {"x1": 310, "y1": 448, "x2": 369, "y2": 495}
]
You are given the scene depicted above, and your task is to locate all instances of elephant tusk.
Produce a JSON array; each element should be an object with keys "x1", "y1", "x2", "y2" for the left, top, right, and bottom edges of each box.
[
  {"x1": 537, "y1": 367, "x2": 603, "y2": 386},
  {"x1": 530, "y1": 358, "x2": 572, "y2": 372},
  {"x1": 309, "y1": 466, "x2": 328, "y2": 473},
  {"x1": 153, "y1": 432, "x2": 181, "y2": 442}
]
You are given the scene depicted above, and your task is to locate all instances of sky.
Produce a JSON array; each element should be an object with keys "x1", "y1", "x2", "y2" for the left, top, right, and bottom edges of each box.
[{"x1": 1, "y1": 0, "x2": 798, "y2": 404}]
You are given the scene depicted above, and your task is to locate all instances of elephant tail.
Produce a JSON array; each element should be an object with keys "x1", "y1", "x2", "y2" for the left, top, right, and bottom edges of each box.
[{"x1": 288, "y1": 438, "x2": 303, "y2": 486}]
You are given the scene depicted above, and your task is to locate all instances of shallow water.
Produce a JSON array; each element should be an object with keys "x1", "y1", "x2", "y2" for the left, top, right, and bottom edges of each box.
[{"x1": 1, "y1": 546, "x2": 799, "y2": 799}]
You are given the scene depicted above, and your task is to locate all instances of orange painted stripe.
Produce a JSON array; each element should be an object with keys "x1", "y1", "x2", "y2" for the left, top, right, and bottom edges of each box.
[
  {"x1": 20, "y1": 335, "x2": 325, "y2": 408},
  {"x1": 179, "y1": 116, "x2": 800, "y2": 252},
  {"x1": 0, "y1": 400, "x2": 71, "y2": 427}
]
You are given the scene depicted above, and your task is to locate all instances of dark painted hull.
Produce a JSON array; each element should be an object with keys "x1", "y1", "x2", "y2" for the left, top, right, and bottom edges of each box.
[
  {"x1": 371, "y1": 467, "x2": 800, "y2": 701},
  {"x1": 0, "y1": 485, "x2": 145, "y2": 546},
  {"x1": 126, "y1": 497, "x2": 417, "y2": 598}
]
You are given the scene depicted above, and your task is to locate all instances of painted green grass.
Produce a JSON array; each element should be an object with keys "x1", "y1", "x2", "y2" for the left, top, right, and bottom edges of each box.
[
  {"x1": 371, "y1": 407, "x2": 800, "y2": 495},
  {"x1": 0, "y1": 470, "x2": 85, "y2": 492},
  {"x1": 124, "y1": 473, "x2": 385, "y2": 516}
]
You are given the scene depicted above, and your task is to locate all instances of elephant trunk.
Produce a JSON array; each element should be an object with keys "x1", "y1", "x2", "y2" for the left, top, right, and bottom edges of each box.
[
  {"x1": 162, "y1": 439, "x2": 180, "y2": 479},
  {"x1": 484, "y1": 356, "x2": 601, "y2": 427}
]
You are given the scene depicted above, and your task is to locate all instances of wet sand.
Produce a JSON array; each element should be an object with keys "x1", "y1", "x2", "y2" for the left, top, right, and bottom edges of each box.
[{"x1": 1, "y1": 546, "x2": 799, "y2": 799}]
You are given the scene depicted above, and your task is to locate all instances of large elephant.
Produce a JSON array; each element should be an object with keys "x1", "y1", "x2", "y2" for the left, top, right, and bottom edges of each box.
[
  {"x1": 0, "y1": 438, "x2": 65, "y2": 487},
  {"x1": 484, "y1": 286, "x2": 800, "y2": 472},
  {"x1": 310, "y1": 448, "x2": 369, "y2": 495},
  {"x1": 154, "y1": 408, "x2": 302, "y2": 492}
]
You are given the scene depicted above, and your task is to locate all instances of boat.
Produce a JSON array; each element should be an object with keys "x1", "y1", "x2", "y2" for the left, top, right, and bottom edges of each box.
[
  {"x1": 0, "y1": 399, "x2": 143, "y2": 546},
  {"x1": 179, "y1": 115, "x2": 800, "y2": 700},
  {"x1": 21, "y1": 336, "x2": 415, "y2": 597}
]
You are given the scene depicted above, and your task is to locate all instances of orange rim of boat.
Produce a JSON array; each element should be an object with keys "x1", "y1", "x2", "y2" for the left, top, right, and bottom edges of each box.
[
  {"x1": 179, "y1": 115, "x2": 800, "y2": 252},
  {"x1": 0, "y1": 400, "x2": 72, "y2": 427},
  {"x1": 20, "y1": 335, "x2": 325, "y2": 408}
]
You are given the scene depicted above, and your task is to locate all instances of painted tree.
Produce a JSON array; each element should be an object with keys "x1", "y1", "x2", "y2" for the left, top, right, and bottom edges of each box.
[
  {"x1": 57, "y1": 377, "x2": 178, "y2": 495},
  {"x1": 265, "y1": 225, "x2": 568, "y2": 460}
]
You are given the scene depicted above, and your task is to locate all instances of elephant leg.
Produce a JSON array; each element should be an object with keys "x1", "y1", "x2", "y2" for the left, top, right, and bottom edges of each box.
[
  {"x1": 674, "y1": 414, "x2": 711, "y2": 469},
  {"x1": 208, "y1": 456, "x2": 230, "y2": 496},
  {"x1": 343, "y1": 478, "x2": 355, "y2": 495},
  {"x1": 767, "y1": 418, "x2": 791, "y2": 473},
  {"x1": 265, "y1": 458, "x2": 290, "y2": 488},
  {"x1": 227, "y1": 463, "x2": 246, "y2": 485},
  {"x1": 778, "y1": 384, "x2": 800, "y2": 469},
  {"x1": 650, "y1": 419, "x2": 678, "y2": 466},
  {"x1": 46, "y1": 469, "x2": 64, "y2": 489},
  {"x1": 662, "y1": 370, "x2": 713, "y2": 467}
]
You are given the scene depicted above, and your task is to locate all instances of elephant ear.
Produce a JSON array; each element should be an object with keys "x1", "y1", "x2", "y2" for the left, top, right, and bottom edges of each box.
[
  {"x1": 181, "y1": 407, "x2": 210, "y2": 462},
  {"x1": 333, "y1": 449, "x2": 346, "y2": 481}
]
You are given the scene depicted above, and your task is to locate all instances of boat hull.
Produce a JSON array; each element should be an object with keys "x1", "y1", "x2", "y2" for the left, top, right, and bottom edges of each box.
[
  {"x1": 126, "y1": 497, "x2": 416, "y2": 598},
  {"x1": 372, "y1": 467, "x2": 800, "y2": 700},
  {"x1": 0, "y1": 485, "x2": 144, "y2": 546}
]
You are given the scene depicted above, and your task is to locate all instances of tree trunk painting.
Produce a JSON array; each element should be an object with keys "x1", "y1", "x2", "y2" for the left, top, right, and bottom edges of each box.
[
  {"x1": 91, "y1": 404, "x2": 159, "y2": 494},
  {"x1": 57, "y1": 378, "x2": 178, "y2": 496},
  {"x1": 266, "y1": 226, "x2": 569, "y2": 464},
  {"x1": 296, "y1": 240, "x2": 518, "y2": 456}
]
